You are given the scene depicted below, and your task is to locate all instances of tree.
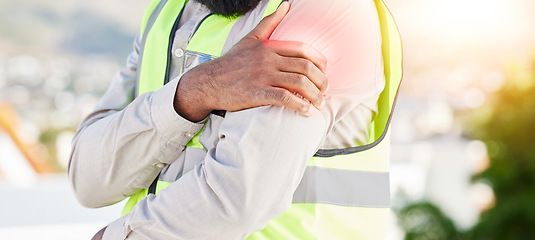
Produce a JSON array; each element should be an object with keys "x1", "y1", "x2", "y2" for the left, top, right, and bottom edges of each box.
[
  {"x1": 396, "y1": 202, "x2": 461, "y2": 240},
  {"x1": 464, "y1": 55, "x2": 535, "y2": 239}
]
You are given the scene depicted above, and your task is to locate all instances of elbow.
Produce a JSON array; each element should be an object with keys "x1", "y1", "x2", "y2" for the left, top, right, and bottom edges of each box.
[
  {"x1": 70, "y1": 180, "x2": 123, "y2": 209},
  {"x1": 69, "y1": 182, "x2": 97, "y2": 208},
  {"x1": 68, "y1": 135, "x2": 100, "y2": 208},
  {"x1": 69, "y1": 167, "x2": 106, "y2": 208},
  {"x1": 70, "y1": 175, "x2": 119, "y2": 208},
  {"x1": 68, "y1": 154, "x2": 113, "y2": 208},
  {"x1": 72, "y1": 187, "x2": 106, "y2": 209}
]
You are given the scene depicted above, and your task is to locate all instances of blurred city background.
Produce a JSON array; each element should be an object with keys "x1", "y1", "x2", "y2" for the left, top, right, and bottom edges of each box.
[{"x1": 1, "y1": 0, "x2": 534, "y2": 239}]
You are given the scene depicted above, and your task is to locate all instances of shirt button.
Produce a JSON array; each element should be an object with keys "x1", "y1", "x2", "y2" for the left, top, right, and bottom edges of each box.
[
  {"x1": 185, "y1": 132, "x2": 195, "y2": 138},
  {"x1": 174, "y1": 48, "x2": 184, "y2": 58},
  {"x1": 154, "y1": 163, "x2": 166, "y2": 168}
]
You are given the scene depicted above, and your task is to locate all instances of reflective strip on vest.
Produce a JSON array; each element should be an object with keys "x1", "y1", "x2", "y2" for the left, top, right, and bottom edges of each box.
[
  {"x1": 122, "y1": 165, "x2": 391, "y2": 217},
  {"x1": 293, "y1": 166, "x2": 390, "y2": 208},
  {"x1": 124, "y1": 0, "x2": 402, "y2": 238}
]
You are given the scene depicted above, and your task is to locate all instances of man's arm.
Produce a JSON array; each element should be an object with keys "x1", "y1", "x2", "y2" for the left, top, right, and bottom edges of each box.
[
  {"x1": 103, "y1": 106, "x2": 328, "y2": 240},
  {"x1": 173, "y1": 3, "x2": 329, "y2": 122},
  {"x1": 101, "y1": 0, "x2": 384, "y2": 238},
  {"x1": 69, "y1": 33, "x2": 201, "y2": 208},
  {"x1": 69, "y1": 2, "x2": 328, "y2": 208}
]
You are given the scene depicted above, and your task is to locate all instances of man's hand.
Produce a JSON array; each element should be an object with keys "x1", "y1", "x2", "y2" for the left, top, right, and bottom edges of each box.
[{"x1": 174, "y1": 2, "x2": 328, "y2": 122}]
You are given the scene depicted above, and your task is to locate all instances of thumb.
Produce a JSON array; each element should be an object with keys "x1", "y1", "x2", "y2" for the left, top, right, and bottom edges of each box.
[{"x1": 247, "y1": 1, "x2": 289, "y2": 40}]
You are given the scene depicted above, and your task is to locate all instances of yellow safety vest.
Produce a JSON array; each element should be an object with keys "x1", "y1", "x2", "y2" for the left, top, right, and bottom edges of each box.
[{"x1": 123, "y1": 0, "x2": 403, "y2": 239}]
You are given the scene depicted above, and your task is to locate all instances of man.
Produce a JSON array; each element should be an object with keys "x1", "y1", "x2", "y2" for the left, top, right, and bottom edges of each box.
[{"x1": 69, "y1": 0, "x2": 400, "y2": 239}]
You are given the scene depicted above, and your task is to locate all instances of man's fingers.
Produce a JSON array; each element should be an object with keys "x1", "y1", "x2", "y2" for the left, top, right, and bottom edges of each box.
[
  {"x1": 264, "y1": 40, "x2": 328, "y2": 73},
  {"x1": 277, "y1": 57, "x2": 328, "y2": 93},
  {"x1": 261, "y1": 88, "x2": 313, "y2": 116},
  {"x1": 247, "y1": 1, "x2": 290, "y2": 40},
  {"x1": 270, "y1": 71, "x2": 325, "y2": 110},
  {"x1": 210, "y1": 1, "x2": 329, "y2": 116}
]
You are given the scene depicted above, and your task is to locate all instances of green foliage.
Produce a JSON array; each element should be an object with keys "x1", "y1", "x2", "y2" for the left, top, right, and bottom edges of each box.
[
  {"x1": 396, "y1": 55, "x2": 535, "y2": 240},
  {"x1": 463, "y1": 55, "x2": 535, "y2": 239},
  {"x1": 396, "y1": 202, "x2": 462, "y2": 240}
]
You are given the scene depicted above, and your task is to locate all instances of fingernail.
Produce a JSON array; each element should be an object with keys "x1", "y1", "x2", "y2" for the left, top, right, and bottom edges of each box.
[
  {"x1": 320, "y1": 59, "x2": 327, "y2": 72},
  {"x1": 321, "y1": 80, "x2": 328, "y2": 92},
  {"x1": 317, "y1": 94, "x2": 324, "y2": 109},
  {"x1": 278, "y1": 1, "x2": 289, "y2": 10},
  {"x1": 307, "y1": 105, "x2": 315, "y2": 116},
  {"x1": 302, "y1": 104, "x2": 311, "y2": 116}
]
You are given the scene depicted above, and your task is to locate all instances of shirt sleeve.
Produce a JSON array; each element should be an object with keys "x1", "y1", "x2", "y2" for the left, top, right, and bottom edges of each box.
[
  {"x1": 272, "y1": 0, "x2": 386, "y2": 147},
  {"x1": 102, "y1": 0, "x2": 384, "y2": 239},
  {"x1": 68, "y1": 34, "x2": 205, "y2": 208}
]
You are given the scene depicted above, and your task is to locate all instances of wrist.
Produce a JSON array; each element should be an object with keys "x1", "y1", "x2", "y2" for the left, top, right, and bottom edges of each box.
[{"x1": 173, "y1": 71, "x2": 213, "y2": 122}]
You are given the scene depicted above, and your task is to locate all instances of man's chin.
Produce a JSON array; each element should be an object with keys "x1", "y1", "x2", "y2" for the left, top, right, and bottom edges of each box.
[{"x1": 195, "y1": 0, "x2": 262, "y2": 17}]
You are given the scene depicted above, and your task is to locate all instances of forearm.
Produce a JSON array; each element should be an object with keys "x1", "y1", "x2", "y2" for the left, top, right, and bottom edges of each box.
[
  {"x1": 69, "y1": 78, "x2": 203, "y2": 208},
  {"x1": 103, "y1": 106, "x2": 328, "y2": 239},
  {"x1": 98, "y1": 0, "x2": 382, "y2": 236}
]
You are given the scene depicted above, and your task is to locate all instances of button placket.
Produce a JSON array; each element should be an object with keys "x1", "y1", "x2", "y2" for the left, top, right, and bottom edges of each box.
[
  {"x1": 174, "y1": 48, "x2": 184, "y2": 58},
  {"x1": 185, "y1": 132, "x2": 195, "y2": 138},
  {"x1": 170, "y1": 21, "x2": 193, "y2": 79}
]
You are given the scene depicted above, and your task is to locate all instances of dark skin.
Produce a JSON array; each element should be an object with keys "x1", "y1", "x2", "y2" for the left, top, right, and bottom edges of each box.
[
  {"x1": 174, "y1": 1, "x2": 327, "y2": 122},
  {"x1": 92, "y1": 2, "x2": 326, "y2": 239}
]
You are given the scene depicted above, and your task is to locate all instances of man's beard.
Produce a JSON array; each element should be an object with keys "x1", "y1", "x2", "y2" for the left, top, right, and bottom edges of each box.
[{"x1": 195, "y1": 0, "x2": 263, "y2": 17}]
